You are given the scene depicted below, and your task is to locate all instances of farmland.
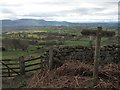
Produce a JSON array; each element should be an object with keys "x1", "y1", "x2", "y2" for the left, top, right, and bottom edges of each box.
[
  {"x1": 1, "y1": 26, "x2": 118, "y2": 59},
  {"x1": 1, "y1": 25, "x2": 119, "y2": 88},
  {"x1": 1, "y1": 0, "x2": 120, "y2": 88}
]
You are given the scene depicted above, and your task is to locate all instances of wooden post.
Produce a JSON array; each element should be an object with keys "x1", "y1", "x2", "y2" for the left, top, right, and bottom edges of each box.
[
  {"x1": 49, "y1": 47, "x2": 53, "y2": 69},
  {"x1": 19, "y1": 56, "x2": 25, "y2": 75},
  {"x1": 8, "y1": 68, "x2": 10, "y2": 77},
  {"x1": 41, "y1": 57, "x2": 44, "y2": 68},
  {"x1": 89, "y1": 36, "x2": 93, "y2": 48},
  {"x1": 93, "y1": 27, "x2": 102, "y2": 86},
  {"x1": 81, "y1": 26, "x2": 115, "y2": 86}
]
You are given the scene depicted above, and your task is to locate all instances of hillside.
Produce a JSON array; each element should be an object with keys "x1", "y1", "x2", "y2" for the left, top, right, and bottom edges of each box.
[{"x1": 1, "y1": 19, "x2": 118, "y2": 32}]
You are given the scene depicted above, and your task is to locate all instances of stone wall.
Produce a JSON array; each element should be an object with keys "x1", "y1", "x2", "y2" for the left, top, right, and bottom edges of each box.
[{"x1": 43, "y1": 44, "x2": 119, "y2": 64}]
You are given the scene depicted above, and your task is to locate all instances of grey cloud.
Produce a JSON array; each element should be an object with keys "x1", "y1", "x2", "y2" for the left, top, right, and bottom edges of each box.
[
  {"x1": 0, "y1": 3, "x2": 22, "y2": 7},
  {"x1": 59, "y1": 7, "x2": 106, "y2": 16},
  {"x1": 1, "y1": 8, "x2": 14, "y2": 14},
  {"x1": 0, "y1": 3, "x2": 22, "y2": 14},
  {"x1": 98, "y1": 2, "x2": 117, "y2": 7},
  {"x1": 22, "y1": 5, "x2": 117, "y2": 19},
  {"x1": 58, "y1": 2, "x2": 117, "y2": 17},
  {"x1": 0, "y1": 1, "x2": 117, "y2": 22},
  {"x1": 96, "y1": 11, "x2": 118, "y2": 16},
  {"x1": 23, "y1": 12, "x2": 60, "y2": 18},
  {"x1": 34, "y1": 0, "x2": 73, "y2": 5}
]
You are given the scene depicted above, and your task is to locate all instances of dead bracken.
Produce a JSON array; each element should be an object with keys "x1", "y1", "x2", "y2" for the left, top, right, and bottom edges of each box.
[{"x1": 28, "y1": 61, "x2": 120, "y2": 88}]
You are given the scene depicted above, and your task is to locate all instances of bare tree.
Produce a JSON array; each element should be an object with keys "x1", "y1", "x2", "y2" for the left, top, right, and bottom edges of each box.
[{"x1": 19, "y1": 40, "x2": 29, "y2": 51}]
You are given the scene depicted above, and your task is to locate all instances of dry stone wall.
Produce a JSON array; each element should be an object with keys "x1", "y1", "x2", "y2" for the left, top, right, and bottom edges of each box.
[{"x1": 43, "y1": 44, "x2": 119, "y2": 64}]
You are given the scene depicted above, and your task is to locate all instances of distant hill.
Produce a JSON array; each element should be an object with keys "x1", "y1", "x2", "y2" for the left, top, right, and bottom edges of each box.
[
  {"x1": 0, "y1": 19, "x2": 118, "y2": 32},
  {"x1": 1, "y1": 19, "x2": 72, "y2": 27}
]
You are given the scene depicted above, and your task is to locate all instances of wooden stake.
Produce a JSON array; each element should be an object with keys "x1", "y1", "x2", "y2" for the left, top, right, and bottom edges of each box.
[
  {"x1": 89, "y1": 35, "x2": 93, "y2": 48},
  {"x1": 49, "y1": 47, "x2": 53, "y2": 69},
  {"x1": 93, "y1": 27, "x2": 102, "y2": 86},
  {"x1": 19, "y1": 56, "x2": 25, "y2": 75}
]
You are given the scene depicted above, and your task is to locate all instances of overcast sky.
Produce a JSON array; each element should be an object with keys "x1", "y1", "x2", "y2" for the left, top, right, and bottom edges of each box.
[{"x1": 0, "y1": 0, "x2": 119, "y2": 22}]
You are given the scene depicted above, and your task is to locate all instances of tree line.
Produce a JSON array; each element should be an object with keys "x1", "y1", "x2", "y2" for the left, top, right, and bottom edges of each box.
[{"x1": 2, "y1": 39, "x2": 29, "y2": 51}]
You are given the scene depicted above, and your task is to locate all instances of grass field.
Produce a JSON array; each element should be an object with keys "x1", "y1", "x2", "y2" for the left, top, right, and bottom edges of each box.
[
  {"x1": 64, "y1": 40, "x2": 89, "y2": 46},
  {"x1": 2, "y1": 50, "x2": 42, "y2": 59},
  {"x1": 2, "y1": 28, "x2": 117, "y2": 59},
  {"x1": 2, "y1": 45, "x2": 43, "y2": 59}
]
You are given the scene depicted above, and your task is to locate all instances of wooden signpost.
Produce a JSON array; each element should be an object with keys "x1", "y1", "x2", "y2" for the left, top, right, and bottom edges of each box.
[
  {"x1": 81, "y1": 26, "x2": 115, "y2": 86},
  {"x1": 49, "y1": 47, "x2": 54, "y2": 69},
  {"x1": 89, "y1": 35, "x2": 94, "y2": 48}
]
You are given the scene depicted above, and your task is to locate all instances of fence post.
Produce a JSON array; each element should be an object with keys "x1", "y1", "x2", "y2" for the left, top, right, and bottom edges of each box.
[
  {"x1": 93, "y1": 27, "x2": 102, "y2": 86},
  {"x1": 49, "y1": 47, "x2": 53, "y2": 69},
  {"x1": 89, "y1": 36, "x2": 93, "y2": 48},
  {"x1": 19, "y1": 56, "x2": 25, "y2": 75},
  {"x1": 8, "y1": 68, "x2": 10, "y2": 77},
  {"x1": 40, "y1": 57, "x2": 44, "y2": 68}
]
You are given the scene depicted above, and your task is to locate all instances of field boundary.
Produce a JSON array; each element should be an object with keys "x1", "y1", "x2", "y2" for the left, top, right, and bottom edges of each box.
[{"x1": 1, "y1": 56, "x2": 45, "y2": 77}]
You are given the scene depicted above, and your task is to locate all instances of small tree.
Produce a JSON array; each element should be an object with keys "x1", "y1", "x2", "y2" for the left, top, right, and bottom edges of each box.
[
  {"x1": 12, "y1": 39, "x2": 20, "y2": 50},
  {"x1": 2, "y1": 39, "x2": 14, "y2": 50},
  {"x1": 19, "y1": 40, "x2": 29, "y2": 51}
]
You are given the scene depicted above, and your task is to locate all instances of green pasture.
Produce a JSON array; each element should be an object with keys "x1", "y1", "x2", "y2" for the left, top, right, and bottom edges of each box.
[
  {"x1": 2, "y1": 50, "x2": 29, "y2": 59},
  {"x1": 32, "y1": 29, "x2": 80, "y2": 34},
  {"x1": 64, "y1": 40, "x2": 89, "y2": 46},
  {"x1": 2, "y1": 45, "x2": 42, "y2": 59},
  {"x1": 2, "y1": 28, "x2": 117, "y2": 59}
]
